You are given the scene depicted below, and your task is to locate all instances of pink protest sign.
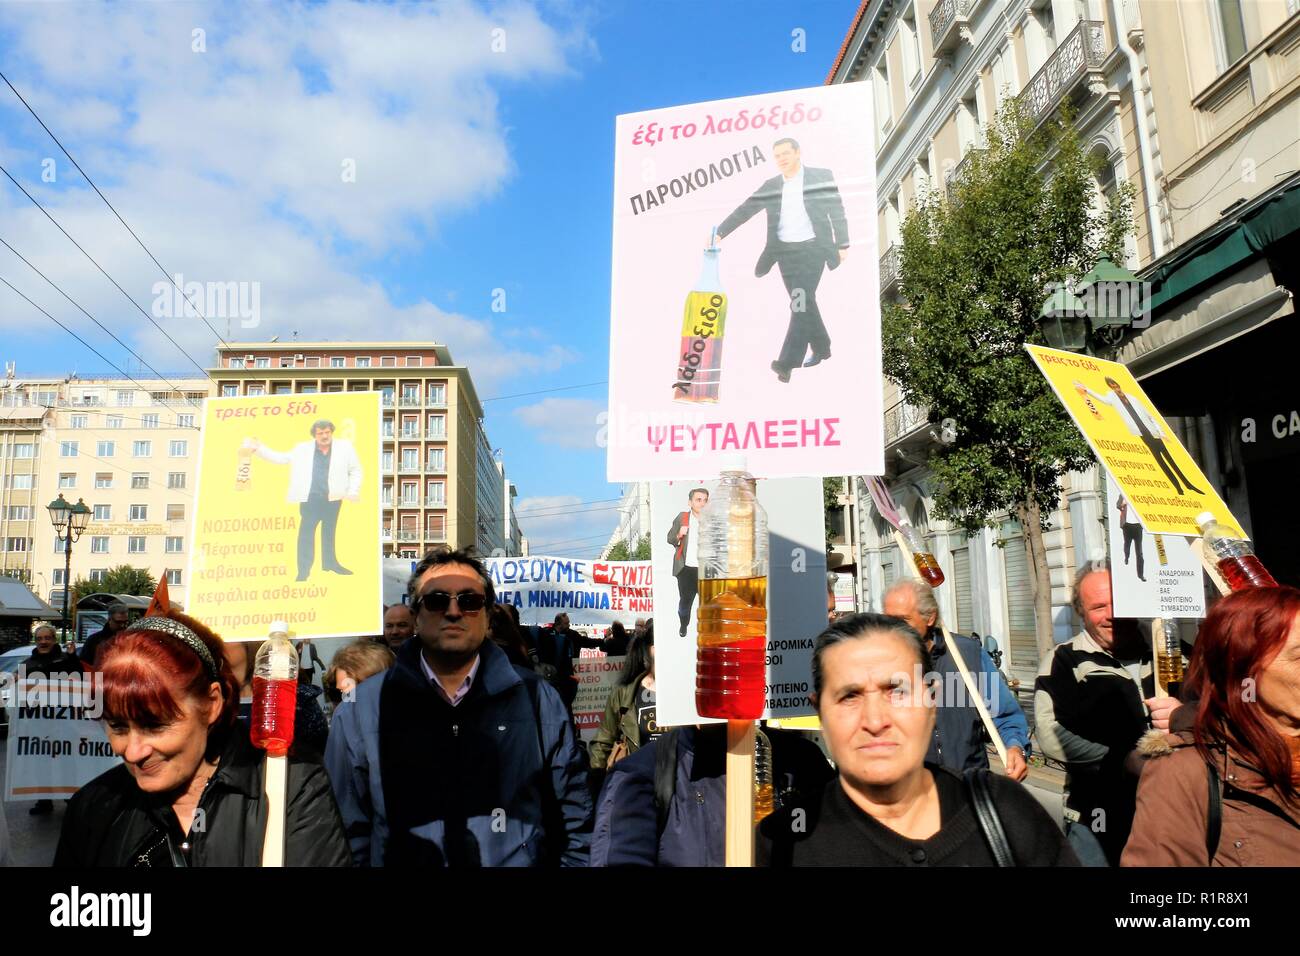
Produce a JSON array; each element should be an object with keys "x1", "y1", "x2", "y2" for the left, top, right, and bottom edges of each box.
[{"x1": 607, "y1": 84, "x2": 882, "y2": 481}]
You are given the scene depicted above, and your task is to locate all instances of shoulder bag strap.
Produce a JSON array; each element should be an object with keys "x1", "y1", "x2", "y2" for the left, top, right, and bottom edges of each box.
[
  {"x1": 1206, "y1": 760, "x2": 1222, "y2": 863},
  {"x1": 964, "y1": 769, "x2": 1016, "y2": 867}
]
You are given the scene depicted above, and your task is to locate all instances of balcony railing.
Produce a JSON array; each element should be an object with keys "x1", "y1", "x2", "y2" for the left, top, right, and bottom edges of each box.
[
  {"x1": 425, "y1": 497, "x2": 446, "y2": 508},
  {"x1": 880, "y1": 243, "x2": 901, "y2": 294},
  {"x1": 928, "y1": 0, "x2": 973, "y2": 58},
  {"x1": 426, "y1": 529, "x2": 447, "y2": 543},
  {"x1": 944, "y1": 148, "x2": 985, "y2": 197},
  {"x1": 1022, "y1": 20, "x2": 1109, "y2": 126},
  {"x1": 396, "y1": 530, "x2": 420, "y2": 542},
  {"x1": 381, "y1": 396, "x2": 395, "y2": 407},
  {"x1": 381, "y1": 528, "x2": 393, "y2": 541},
  {"x1": 399, "y1": 396, "x2": 422, "y2": 407},
  {"x1": 425, "y1": 464, "x2": 446, "y2": 474},
  {"x1": 400, "y1": 428, "x2": 420, "y2": 439},
  {"x1": 399, "y1": 465, "x2": 421, "y2": 474},
  {"x1": 884, "y1": 399, "x2": 930, "y2": 446},
  {"x1": 426, "y1": 430, "x2": 447, "y2": 440}
]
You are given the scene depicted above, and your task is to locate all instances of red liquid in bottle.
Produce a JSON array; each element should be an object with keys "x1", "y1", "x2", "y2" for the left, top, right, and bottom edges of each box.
[
  {"x1": 913, "y1": 552, "x2": 945, "y2": 587},
  {"x1": 696, "y1": 577, "x2": 767, "y2": 720},
  {"x1": 1217, "y1": 556, "x2": 1279, "y2": 591},
  {"x1": 250, "y1": 676, "x2": 298, "y2": 756}
]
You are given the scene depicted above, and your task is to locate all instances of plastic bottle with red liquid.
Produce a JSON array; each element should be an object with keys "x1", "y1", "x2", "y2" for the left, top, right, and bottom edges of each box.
[
  {"x1": 696, "y1": 457, "x2": 768, "y2": 720},
  {"x1": 250, "y1": 621, "x2": 298, "y2": 757},
  {"x1": 1196, "y1": 512, "x2": 1278, "y2": 591},
  {"x1": 899, "y1": 522, "x2": 944, "y2": 587}
]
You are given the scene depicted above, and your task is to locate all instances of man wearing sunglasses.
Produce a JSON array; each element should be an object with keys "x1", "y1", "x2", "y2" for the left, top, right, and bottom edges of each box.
[{"x1": 325, "y1": 547, "x2": 592, "y2": 867}]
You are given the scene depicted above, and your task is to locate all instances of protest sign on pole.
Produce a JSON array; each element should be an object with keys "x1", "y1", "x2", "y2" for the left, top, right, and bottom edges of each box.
[
  {"x1": 5, "y1": 676, "x2": 119, "y2": 800},
  {"x1": 1104, "y1": 474, "x2": 1206, "y2": 620},
  {"x1": 188, "y1": 393, "x2": 383, "y2": 641},
  {"x1": 1026, "y1": 344, "x2": 1243, "y2": 537},
  {"x1": 650, "y1": 477, "x2": 825, "y2": 727},
  {"x1": 607, "y1": 83, "x2": 882, "y2": 481},
  {"x1": 572, "y1": 655, "x2": 628, "y2": 742},
  {"x1": 485, "y1": 555, "x2": 652, "y2": 628}
]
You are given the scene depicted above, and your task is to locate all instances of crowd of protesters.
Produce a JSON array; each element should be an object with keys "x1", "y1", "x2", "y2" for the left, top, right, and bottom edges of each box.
[{"x1": 4, "y1": 545, "x2": 1297, "y2": 868}]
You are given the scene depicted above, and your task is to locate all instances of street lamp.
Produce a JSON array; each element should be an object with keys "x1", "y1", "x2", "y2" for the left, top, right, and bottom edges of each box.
[
  {"x1": 1038, "y1": 285, "x2": 1090, "y2": 352},
  {"x1": 48, "y1": 494, "x2": 91, "y2": 638},
  {"x1": 1037, "y1": 255, "x2": 1142, "y2": 353}
]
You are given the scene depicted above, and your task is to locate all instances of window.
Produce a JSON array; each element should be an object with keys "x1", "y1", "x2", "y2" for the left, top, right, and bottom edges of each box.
[
  {"x1": 380, "y1": 388, "x2": 395, "y2": 407},
  {"x1": 221, "y1": 385, "x2": 238, "y2": 397},
  {"x1": 1215, "y1": 0, "x2": 1248, "y2": 69},
  {"x1": 52, "y1": 569, "x2": 65, "y2": 585},
  {"x1": 36, "y1": 390, "x2": 56, "y2": 406},
  {"x1": 96, "y1": 441, "x2": 114, "y2": 457},
  {"x1": 382, "y1": 419, "x2": 394, "y2": 438},
  {"x1": 280, "y1": 356, "x2": 294, "y2": 368},
  {"x1": 330, "y1": 356, "x2": 345, "y2": 368},
  {"x1": 874, "y1": 58, "x2": 892, "y2": 138},
  {"x1": 381, "y1": 451, "x2": 394, "y2": 472},
  {"x1": 6, "y1": 505, "x2": 32, "y2": 520},
  {"x1": 427, "y1": 415, "x2": 446, "y2": 438},
  {"x1": 178, "y1": 414, "x2": 194, "y2": 428},
  {"x1": 133, "y1": 441, "x2": 151, "y2": 457},
  {"x1": 298, "y1": 384, "x2": 318, "y2": 393},
  {"x1": 142, "y1": 414, "x2": 159, "y2": 428},
  {"x1": 128, "y1": 536, "x2": 146, "y2": 554},
  {"x1": 426, "y1": 481, "x2": 446, "y2": 506},
  {"x1": 58, "y1": 473, "x2": 76, "y2": 489},
  {"x1": 165, "y1": 536, "x2": 183, "y2": 553},
  {"x1": 168, "y1": 472, "x2": 186, "y2": 489},
  {"x1": 166, "y1": 569, "x2": 182, "y2": 586},
  {"x1": 402, "y1": 417, "x2": 418, "y2": 438},
  {"x1": 70, "y1": 414, "x2": 88, "y2": 429},
  {"x1": 106, "y1": 415, "x2": 123, "y2": 428},
  {"x1": 427, "y1": 448, "x2": 446, "y2": 472},
  {"x1": 53, "y1": 537, "x2": 69, "y2": 554},
  {"x1": 427, "y1": 383, "x2": 446, "y2": 405},
  {"x1": 93, "y1": 504, "x2": 111, "y2": 521},
  {"x1": 900, "y1": 7, "x2": 921, "y2": 88},
  {"x1": 254, "y1": 357, "x2": 270, "y2": 368},
  {"x1": 248, "y1": 385, "x2": 265, "y2": 397},
  {"x1": 167, "y1": 503, "x2": 185, "y2": 521},
  {"x1": 272, "y1": 384, "x2": 291, "y2": 395},
  {"x1": 401, "y1": 385, "x2": 419, "y2": 403},
  {"x1": 382, "y1": 484, "x2": 394, "y2": 505},
  {"x1": 60, "y1": 441, "x2": 78, "y2": 457},
  {"x1": 230, "y1": 357, "x2": 246, "y2": 369},
  {"x1": 427, "y1": 514, "x2": 446, "y2": 541},
  {"x1": 7, "y1": 474, "x2": 33, "y2": 490},
  {"x1": 95, "y1": 473, "x2": 113, "y2": 489},
  {"x1": 90, "y1": 536, "x2": 109, "y2": 553},
  {"x1": 89, "y1": 569, "x2": 107, "y2": 583},
  {"x1": 130, "y1": 504, "x2": 148, "y2": 521},
  {"x1": 381, "y1": 356, "x2": 397, "y2": 367},
  {"x1": 305, "y1": 356, "x2": 320, "y2": 368},
  {"x1": 5, "y1": 537, "x2": 28, "y2": 552},
  {"x1": 11, "y1": 443, "x2": 34, "y2": 459},
  {"x1": 401, "y1": 449, "x2": 418, "y2": 471},
  {"x1": 355, "y1": 357, "x2": 371, "y2": 368},
  {"x1": 990, "y1": 47, "x2": 1014, "y2": 110},
  {"x1": 401, "y1": 481, "x2": 418, "y2": 505},
  {"x1": 116, "y1": 390, "x2": 134, "y2": 407},
  {"x1": 406, "y1": 356, "x2": 421, "y2": 367},
  {"x1": 169, "y1": 440, "x2": 188, "y2": 457},
  {"x1": 132, "y1": 473, "x2": 149, "y2": 489}
]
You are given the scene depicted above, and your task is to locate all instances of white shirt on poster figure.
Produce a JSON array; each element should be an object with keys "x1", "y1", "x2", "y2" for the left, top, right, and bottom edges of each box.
[
  {"x1": 685, "y1": 512, "x2": 700, "y2": 568},
  {"x1": 777, "y1": 166, "x2": 815, "y2": 242}
]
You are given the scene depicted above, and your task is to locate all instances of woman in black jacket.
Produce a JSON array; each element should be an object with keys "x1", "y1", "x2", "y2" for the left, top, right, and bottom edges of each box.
[
  {"x1": 762, "y1": 613, "x2": 1076, "y2": 867},
  {"x1": 54, "y1": 610, "x2": 350, "y2": 867}
]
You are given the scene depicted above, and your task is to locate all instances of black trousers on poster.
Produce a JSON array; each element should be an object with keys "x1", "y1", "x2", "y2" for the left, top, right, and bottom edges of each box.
[
  {"x1": 774, "y1": 240, "x2": 830, "y2": 371},
  {"x1": 676, "y1": 565, "x2": 699, "y2": 635},
  {"x1": 298, "y1": 496, "x2": 341, "y2": 578},
  {"x1": 1141, "y1": 436, "x2": 1202, "y2": 495},
  {"x1": 1122, "y1": 523, "x2": 1145, "y2": 580}
]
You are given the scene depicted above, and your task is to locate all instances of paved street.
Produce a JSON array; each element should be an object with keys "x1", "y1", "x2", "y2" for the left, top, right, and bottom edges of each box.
[{"x1": 0, "y1": 741, "x2": 63, "y2": 866}]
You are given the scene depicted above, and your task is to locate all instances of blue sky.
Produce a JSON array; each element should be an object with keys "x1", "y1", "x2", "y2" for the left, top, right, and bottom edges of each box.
[{"x1": 0, "y1": 0, "x2": 860, "y2": 556}]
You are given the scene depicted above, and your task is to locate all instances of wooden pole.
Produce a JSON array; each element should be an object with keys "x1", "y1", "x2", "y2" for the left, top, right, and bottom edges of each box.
[
  {"x1": 725, "y1": 719, "x2": 756, "y2": 867},
  {"x1": 261, "y1": 753, "x2": 287, "y2": 867},
  {"x1": 893, "y1": 530, "x2": 1007, "y2": 764}
]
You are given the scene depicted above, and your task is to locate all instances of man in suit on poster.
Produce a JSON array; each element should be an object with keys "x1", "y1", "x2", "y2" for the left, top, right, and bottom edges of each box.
[
  {"x1": 715, "y1": 137, "x2": 850, "y2": 383},
  {"x1": 666, "y1": 487, "x2": 709, "y2": 638}
]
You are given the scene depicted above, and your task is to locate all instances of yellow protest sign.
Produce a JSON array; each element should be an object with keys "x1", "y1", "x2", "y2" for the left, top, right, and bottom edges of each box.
[
  {"x1": 189, "y1": 393, "x2": 383, "y2": 640},
  {"x1": 1026, "y1": 344, "x2": 1243, "y2": 537}
]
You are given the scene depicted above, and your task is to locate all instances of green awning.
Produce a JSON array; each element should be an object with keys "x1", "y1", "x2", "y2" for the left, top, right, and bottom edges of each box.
[{"x1": 1144, "y1": 182, "x2": 1300, "y2": 314}]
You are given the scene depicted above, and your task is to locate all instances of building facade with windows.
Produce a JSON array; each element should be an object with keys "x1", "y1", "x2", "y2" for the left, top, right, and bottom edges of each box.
[
  {"x1": 600, "y1": 482, "x2": 652, "y2": 559},
  {"x1": 831, "y1": 0, "x2": 1299, "y2": 688},
  {"x1": 213, "y1": 342, "x2": 519, "y2": 560},
  {"x1": 0, "y1": 372, "x2": 62, "y2": 592},
  {"x1": 23, "y1": 376, "x2": 210, "y2": 610}
]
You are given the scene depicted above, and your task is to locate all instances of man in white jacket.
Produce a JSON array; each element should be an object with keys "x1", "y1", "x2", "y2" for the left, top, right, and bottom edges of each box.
[
  {"x1": 1075, "y1": 377, "x2": 1204, "y2": 497},
  {"x1": 250, "y1": 419, "x2": 363, "y2": 581}
]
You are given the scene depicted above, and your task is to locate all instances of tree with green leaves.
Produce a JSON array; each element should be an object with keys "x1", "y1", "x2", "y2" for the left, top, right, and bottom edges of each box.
[
  {"x1": 605, "y1": 534, "x2": 650, "y2": 562},
  {"x1": 883, "y1": 101, "x2": 1133, "y2": 659},
  {"x1": 70, "y1": 565, "x2": 158, "y2": 606}
]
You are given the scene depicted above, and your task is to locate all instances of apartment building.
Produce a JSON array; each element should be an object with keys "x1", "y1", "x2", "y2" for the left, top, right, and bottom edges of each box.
[
  {"x1": 213, "y1": 342, "x2": 523, "y2": 559},
  {"x1": 12, "y1": 375, "x2": 210, "y2": 610},
  {"x1": 0, "y1": 372, "x2": 61, "y2": 591},
  {"x1": 600, "y1": 482, "x2": 652, "y2": 559}
]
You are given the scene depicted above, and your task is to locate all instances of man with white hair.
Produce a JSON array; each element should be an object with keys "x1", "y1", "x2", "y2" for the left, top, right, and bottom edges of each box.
[{"x1": 882, "y1": 579, "x2": 1030, "y2": 781}]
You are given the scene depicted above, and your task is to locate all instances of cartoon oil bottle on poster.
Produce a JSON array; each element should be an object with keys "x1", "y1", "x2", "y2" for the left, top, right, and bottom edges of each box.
[{"x1": 673, "y1": 230, "x2": 728, "y2": 403}]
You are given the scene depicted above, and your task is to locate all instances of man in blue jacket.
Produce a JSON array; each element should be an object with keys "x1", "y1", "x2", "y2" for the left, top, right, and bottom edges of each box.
[
  {"x1": 325, "y1": 548, "x2": 592, "y2": 866},
  {"x1": 884, "y1": 579, "x2": 1031, "y2": 780}
]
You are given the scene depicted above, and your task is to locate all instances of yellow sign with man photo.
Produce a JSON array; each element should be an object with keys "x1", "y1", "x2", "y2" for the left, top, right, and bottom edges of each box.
[
  {"x1": 188, "y1": 392, "x2": 383, "y2": 641},
  {"x1": 1026, "y1": 344, "x2": 1244, "y2": 538}
]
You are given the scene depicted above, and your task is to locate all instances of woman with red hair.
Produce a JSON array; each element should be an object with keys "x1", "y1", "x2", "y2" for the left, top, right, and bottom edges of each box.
[
  {"x1": 1123, "y1": 586, "x2": 1300, "y2": 865},
  {"x1": 54, "y1": 611, "x2": 350, "y2": 867}
]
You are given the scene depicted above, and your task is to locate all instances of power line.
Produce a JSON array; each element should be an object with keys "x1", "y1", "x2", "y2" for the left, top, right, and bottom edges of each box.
[
  {"x1": 0, "y1": 164, "x2": 214, "y2": 381},
  {"x1": 0, "y1": 233, "x2": 191, "y2": 393},
  {"x1": 479, "y1": 381, "x2": 607, "y2": 404},
  {"x1": 0, "y1": 70, "x2": 231, "y2": 350},
  {"x1": 3, "y1": 394, "x2": 201, "y2": 431},
  {"x1": 524, "y1": 531, "x2": 620, "y2": 551}
]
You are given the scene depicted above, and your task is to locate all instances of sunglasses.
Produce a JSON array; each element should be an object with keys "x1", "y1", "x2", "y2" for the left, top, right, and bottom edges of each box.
[{"x1": 414, "y1": 589, "x2": 488, "y2": 615}]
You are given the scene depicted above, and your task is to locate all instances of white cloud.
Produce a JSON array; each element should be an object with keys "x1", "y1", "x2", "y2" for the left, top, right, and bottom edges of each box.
[
  {"x1": 514, "y1": 493, "x2": 620, "y2": 558},
  {"x1": 511, "y1": 396, "x2": 606, "y2": 449},
  {"x1": 0, "y1": 0, "x2": 590, "y2": 394}
]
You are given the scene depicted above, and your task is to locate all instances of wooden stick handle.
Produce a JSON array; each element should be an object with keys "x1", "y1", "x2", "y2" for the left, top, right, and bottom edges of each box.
[
  {"x1": 893, "y1": 530, "x2": 1008, "y2": 764},
  {"x1": 725, "y1": 720, "x2": 755, "y2": 867},
  {"x1": 261, "y1": 753, "x2": 288, "y2": 867}
]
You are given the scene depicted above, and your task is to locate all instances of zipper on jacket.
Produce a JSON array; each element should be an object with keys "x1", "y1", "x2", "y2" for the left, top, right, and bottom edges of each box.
[{"x1": 452, "y1": 723, "x2": 459, "y2": 737}]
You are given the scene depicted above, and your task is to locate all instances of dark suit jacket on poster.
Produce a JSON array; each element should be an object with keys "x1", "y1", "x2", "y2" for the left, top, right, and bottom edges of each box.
[
  {"x1": 716, "y1": 166, "x2": 849, "y2": 277},
  {"x1": 666, "y1": 511, "x2": 694, "y2": 576}
]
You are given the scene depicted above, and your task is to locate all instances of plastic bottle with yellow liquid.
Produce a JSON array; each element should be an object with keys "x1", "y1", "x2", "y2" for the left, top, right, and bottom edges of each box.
[
  {"x1": 673, "y1": 232, "x2": 727, "y2": 403},
  {"x1": 696, "y1": 455, "x2": 768, "y2": 720}
]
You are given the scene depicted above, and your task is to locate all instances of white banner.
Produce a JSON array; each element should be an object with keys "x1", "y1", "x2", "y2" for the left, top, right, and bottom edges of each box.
[
  {"x1": 484, "y1": 555, "x2": 653, "y2": 628},
  {"x1": 1106, "y1": 474, "x2": 1206, "y2": 619},
  {"x1": 4, "y1": 676, "x2": 120, "y2": 801},
  {"x1": 572, "y1": 655, "x2": 628, "y2": 742}
]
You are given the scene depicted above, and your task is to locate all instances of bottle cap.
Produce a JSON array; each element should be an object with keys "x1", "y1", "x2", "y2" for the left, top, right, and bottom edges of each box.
[
  {"x1": 718, "y1": 453, "x2": 749, "y2": 476},
  {"x1": 1194, "y1": 511, "x2": 1216, "y2": 530},
  {"x1": 269, "y1": 620, "x2": 288, "y2": 636}
]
